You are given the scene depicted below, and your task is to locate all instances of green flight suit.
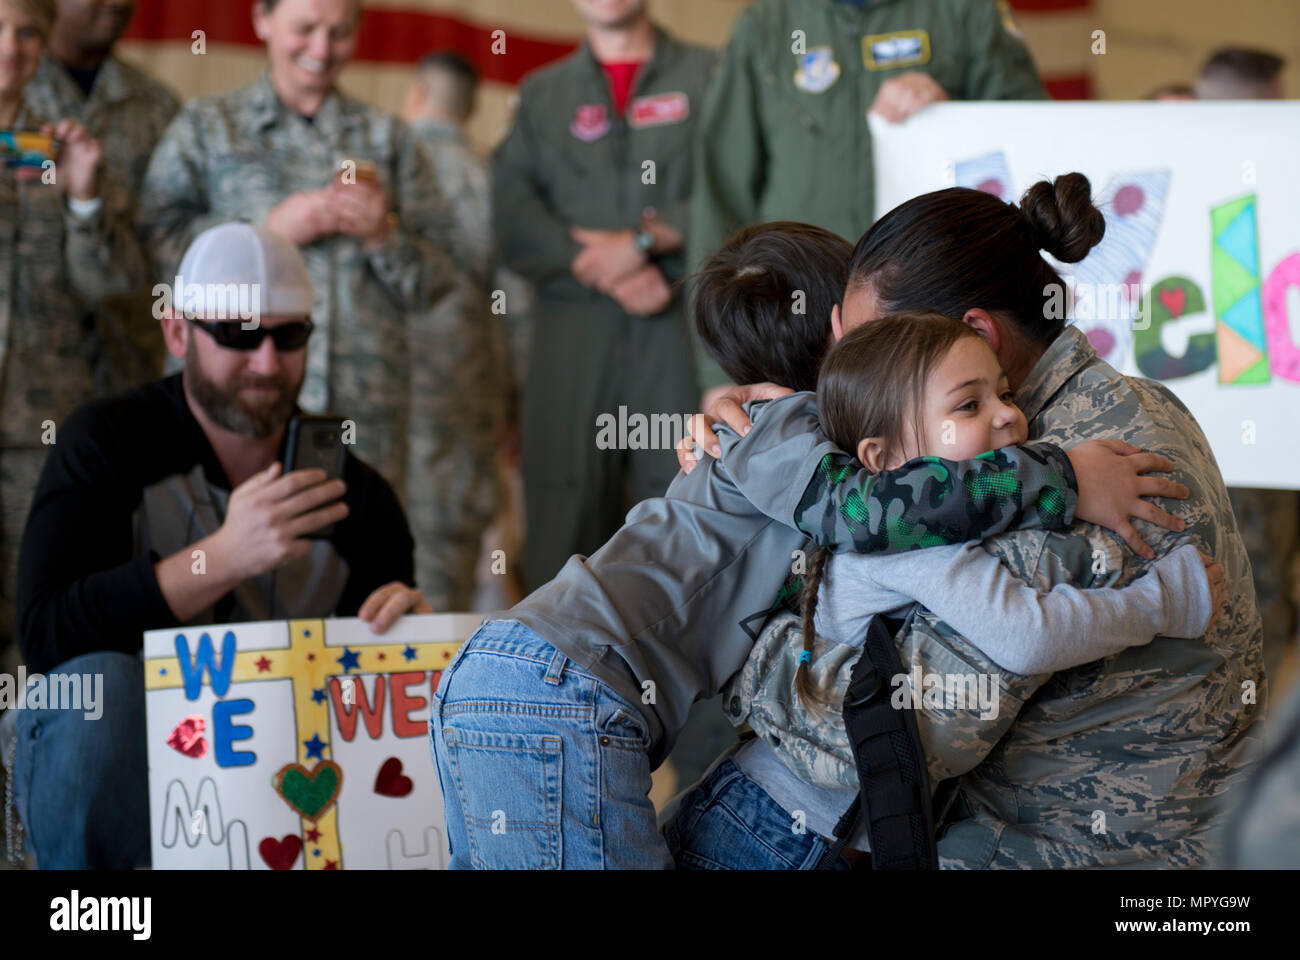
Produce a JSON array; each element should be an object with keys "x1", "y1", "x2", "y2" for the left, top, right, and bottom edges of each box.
[
  {"x1": 689, "y1": 0, "x2": 1045, "y2": 387},
  {"x1": 492, "y1": 25, "x2": 716, "y2": 592}
]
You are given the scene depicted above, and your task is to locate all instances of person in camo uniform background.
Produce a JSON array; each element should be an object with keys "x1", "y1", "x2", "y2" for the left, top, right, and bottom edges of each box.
[
  {"x1": 0, "y1": 0, "x2": 148, "y2": 661},
  {"x1": 136, "y1": 0, "x2": 481, "y2": 609},
  {"x1": 674, "y1": 176, "x2": 1263, "y2": 869},
  {"x1": 22, "y1": 0, "x2": 179, "y2": 396},
  {"x1": 401, "y1": 51, "x2": 510, "y2": 610}
]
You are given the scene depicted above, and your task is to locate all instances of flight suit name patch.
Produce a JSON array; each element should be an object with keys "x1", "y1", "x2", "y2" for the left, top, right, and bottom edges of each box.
[
  {"x1": 570, "y1": 103, "x2": 611, "y2": 142},
  {"x1": 863, "y1": 30, "x2": 931, "y2": 70},
  {"x1": 628, "y1": 92, "x2": 690, "y2": 128}
]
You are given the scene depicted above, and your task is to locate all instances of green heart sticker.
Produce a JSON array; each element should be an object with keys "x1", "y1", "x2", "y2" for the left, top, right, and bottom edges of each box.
[{"x1": 273, "y1": 760, "x2": 343, "y2": 821}]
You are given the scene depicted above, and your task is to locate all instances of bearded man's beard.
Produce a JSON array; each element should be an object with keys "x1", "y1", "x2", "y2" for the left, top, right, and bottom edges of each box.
[{"x1": 184, "y1": 338, "x2": 299, "y2": 439}]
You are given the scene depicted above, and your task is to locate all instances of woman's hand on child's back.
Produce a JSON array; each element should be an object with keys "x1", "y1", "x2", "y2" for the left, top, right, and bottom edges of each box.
[
  {"x1": 676, "y1": 383, "x2": 793, "y2": 473},
  {"x1": 1067, "y1": 439, "x2": 1191, "y2": 560}
]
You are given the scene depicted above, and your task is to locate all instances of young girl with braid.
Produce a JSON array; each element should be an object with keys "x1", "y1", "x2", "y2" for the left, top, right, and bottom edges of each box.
[{"x1": 669, "y1": 312, "x2": 1224, "y2": 865}]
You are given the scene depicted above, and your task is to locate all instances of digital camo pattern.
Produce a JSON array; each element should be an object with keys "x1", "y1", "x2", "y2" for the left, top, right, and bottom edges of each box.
[
  {"x1": 1226, "y1": 487, "x2": 1297, "y2": 684},
  {"x1": 0, "y1": 103, "x2": 147, "y2": 450},
  {"x1": 138, "y1": 71, "x2": 461, "y2": 507},
  {"x1": 748, "y1": 325, "x2": 1265, "y2": 869},
  {"x1": 724, "y1": 607, "x2": 1026, "y2": 792},
  {"x1": 23, "y1": 53, "x2": 181, "y2": 396},
  {"x1": 1217, "y1": 675, "x2": 1300, "y2": 868},
  {"x1": 407, "y1": 121, "x2": 505, "y2": 609},
  {"x1": 0, "y1": 449, "x2": 46, "y2": 651}
]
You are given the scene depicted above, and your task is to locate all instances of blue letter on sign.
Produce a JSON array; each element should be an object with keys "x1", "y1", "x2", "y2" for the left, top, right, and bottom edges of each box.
[{"x1": 213, "y1": 699, "x2": 256, "y2": 767}]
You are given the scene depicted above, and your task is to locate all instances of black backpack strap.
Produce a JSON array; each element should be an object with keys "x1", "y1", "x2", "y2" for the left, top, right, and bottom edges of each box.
[{"x1": 814, "y1": 613, "x2": 938, "y2": 870}]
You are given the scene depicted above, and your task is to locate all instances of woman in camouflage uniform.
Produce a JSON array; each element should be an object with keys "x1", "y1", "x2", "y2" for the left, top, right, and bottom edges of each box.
[
  {"x1": 137, "y1": 0, "x2": 464, "y2": 576},
  {"x1": 0, "y1": 0, "x2": 145, "y2": 656}
]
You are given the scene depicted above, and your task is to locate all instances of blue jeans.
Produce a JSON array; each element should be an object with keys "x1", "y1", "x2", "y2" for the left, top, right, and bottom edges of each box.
[
  {"x1": 429, "y1": 619, "x2": 672, "y2": 869},
  {"x1": 659, "y1": 746, "x2": 855, "y2": 870},
  {"x1": 12, "y1": 651, "x2": 150, "y2": 869}
]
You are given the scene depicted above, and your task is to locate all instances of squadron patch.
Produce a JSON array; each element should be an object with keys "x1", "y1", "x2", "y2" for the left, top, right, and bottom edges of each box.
[
  {"x1": 794, "y1": 46, "x2": 842, "y2": 94},
  {"x1": 570, "y1": 103, "x2": 611, "y2": 142},
  {"x1": 862, "y1": 29, "x2": 931, "y2": 70}
]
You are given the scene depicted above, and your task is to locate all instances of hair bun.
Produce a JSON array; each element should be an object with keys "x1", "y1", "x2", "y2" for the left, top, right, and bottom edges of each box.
[{"x1": 1019, "y1": 172, "x2": 1106, "y2": 263}]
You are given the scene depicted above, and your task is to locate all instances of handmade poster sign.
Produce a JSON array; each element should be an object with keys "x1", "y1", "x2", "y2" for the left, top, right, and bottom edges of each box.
[
  {"x1": 144, "y1": 613, "x2": 483, "y2": 869},
  {"x1": 871, "y1": 102, "x2": 1300, "y2": 490}
]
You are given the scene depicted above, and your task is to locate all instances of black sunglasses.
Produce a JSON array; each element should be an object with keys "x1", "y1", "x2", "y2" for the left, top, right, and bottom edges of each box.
[{"x1": 188, "y1": 317, "x2": 314, "y2": 351}]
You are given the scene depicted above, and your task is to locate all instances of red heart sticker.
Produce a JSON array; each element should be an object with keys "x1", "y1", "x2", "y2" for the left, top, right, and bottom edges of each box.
[
  {"x1": 259, "y1": 834, "x2": 303, "y2": 870},
  {"x1": 1158, "y1": 286, "x2": 1186, "y2": 318},
  {"x1": 166, "y1": 714, "x2": 207, "y2": 758},
  {"x1": 374, "y1": 757, "x2": 413, "y2": 797}
]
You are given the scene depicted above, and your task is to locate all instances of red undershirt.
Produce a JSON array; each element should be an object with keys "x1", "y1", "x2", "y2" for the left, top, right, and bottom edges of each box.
[{"x1": 602, "y1": 61, "x2": 644, "y2": 116}]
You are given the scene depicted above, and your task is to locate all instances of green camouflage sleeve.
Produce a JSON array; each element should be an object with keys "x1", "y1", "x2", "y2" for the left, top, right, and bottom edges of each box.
[
  {"x1": 365, "y1": 119, "x2": 459, "y2": 312},
  {"x1": 798, "y1": 443, "x2": 1076, "y2": 554},
  {"x1": 722, "y1": 392, "x2": 1077, "y2": 554}
]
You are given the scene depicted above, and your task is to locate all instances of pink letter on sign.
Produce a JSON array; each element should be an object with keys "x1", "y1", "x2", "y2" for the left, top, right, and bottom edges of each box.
[{"x1": 1263, "y1": 253, "x2": 1300, "y2": 382}]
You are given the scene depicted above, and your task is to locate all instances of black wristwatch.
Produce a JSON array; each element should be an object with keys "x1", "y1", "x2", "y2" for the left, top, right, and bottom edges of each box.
[{"x1": 633, "y1": 227, "x2": 655, "y2": 254}]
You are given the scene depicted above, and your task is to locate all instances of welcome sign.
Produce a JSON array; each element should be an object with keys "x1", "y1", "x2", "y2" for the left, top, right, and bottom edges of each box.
[
  {"x1": 143, "y1": 613, "x2": 482, "y2": 869},
  {"x1": 871, "y1": 102, "x2": 1300, "y2": 490}
]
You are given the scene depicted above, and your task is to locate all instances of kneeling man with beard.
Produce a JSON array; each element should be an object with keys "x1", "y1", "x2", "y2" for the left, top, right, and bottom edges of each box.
[{"x1": 12, "y1": 222, "x2": 431, "y2": 869}]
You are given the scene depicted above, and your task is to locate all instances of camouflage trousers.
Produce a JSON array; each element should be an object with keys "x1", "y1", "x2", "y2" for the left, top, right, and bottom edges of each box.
[
  {"x1": 1228, "y1": 488, "x2": 1299, "y2": 683},
  {"x1": 406, "y1": 285, "x2": 504, "y2": 612},
  {"x1": 0, "y1": 448, "x2": 47, "y2": 659}
]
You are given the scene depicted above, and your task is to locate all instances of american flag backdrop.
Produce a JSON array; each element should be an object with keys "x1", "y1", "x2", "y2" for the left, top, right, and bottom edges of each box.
[{"x1": 116, "y1": 0, "x2": 1096, "y2": 152}]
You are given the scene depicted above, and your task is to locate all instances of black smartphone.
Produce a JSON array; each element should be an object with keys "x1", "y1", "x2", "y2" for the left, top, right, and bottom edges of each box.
[{"x1": 281, "y1": 415, "x2": 347, "y2": 538}]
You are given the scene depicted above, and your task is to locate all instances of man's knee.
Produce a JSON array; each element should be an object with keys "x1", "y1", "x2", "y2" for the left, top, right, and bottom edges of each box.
[{"x1": 14, "y1": 651, "x2": 148, "y2": 868}]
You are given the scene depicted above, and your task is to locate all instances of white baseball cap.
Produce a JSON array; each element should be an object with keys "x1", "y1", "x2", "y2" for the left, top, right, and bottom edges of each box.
[{"x1": 174, "y1": 221, "x2": 314, "y2": 318}]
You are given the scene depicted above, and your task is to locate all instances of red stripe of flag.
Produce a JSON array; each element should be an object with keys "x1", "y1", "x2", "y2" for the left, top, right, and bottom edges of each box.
[
  {"x1": 1043, "y1": 73, "x2": 1092, "y2": 100},
  {"x1": 1007, "y1": 0, "x2": 1092, "y2": 11},
  {"x1": 121, "y1": 0, "x2": 578, "y2": 86}
]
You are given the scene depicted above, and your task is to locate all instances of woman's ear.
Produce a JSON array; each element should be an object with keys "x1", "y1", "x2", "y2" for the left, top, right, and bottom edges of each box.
[
  {"x1": 961, "y1": 309, "x2": 1001, "y2": 353},
  {"x1": 857, "y1": 437, "x2": 890, "y2": 473},
  {"x1": 831, "y1": 303, "x2": 845, "y2": 343},
  {"x1": 252, "y1": 2, "x2": 269, "y2": 41}
]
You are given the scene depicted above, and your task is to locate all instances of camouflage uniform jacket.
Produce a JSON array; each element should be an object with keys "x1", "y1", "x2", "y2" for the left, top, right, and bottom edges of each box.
[
  {"x1": 407, "y1": 119, "x2": 505, "y2": 608},
  {"x1": 0, "y1": 102, "x2": 148, "y2": 450},
  {"x1": 724, "y1": 326, "x2": 1265, "y2": 868},
  {"x1": 137, "y1": 71, "x2": 460, "y2": 497},
  {"x1": 23, "y1": 52, "x2": 181, "y2": 395}
]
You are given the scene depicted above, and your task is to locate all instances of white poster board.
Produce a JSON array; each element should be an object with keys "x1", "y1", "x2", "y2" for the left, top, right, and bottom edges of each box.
[
  {"x1": 143, "y1": 613, "x2": 482, "y2": 869},
  {"x1": 872, "y1": 102, "x2": 1300, "y2": 490}
]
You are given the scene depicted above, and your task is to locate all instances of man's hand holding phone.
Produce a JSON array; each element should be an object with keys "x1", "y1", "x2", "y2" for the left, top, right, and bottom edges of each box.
[
  {"x1": 207, "y1": 462, "x2": 348, "y2": 580},
  {"x1": 154, "y1": 462, "x2": 348, "y2": 623}
]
